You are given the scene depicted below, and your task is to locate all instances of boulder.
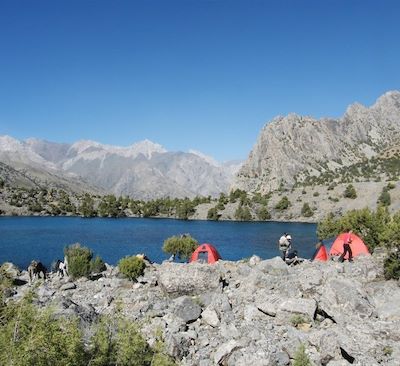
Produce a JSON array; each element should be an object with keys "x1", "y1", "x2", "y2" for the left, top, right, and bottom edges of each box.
[
  {"x1": 257, "y1": 257, "x2": 288, "y2": 276},
  {"x1": 214, "y1": 339, "x2": 241, "y2": 365},
  {"x1": 278, "y1": 298, "x2": 317, "y2": 320},
  {"x1": 201, "y1": 306, "x2": 220, "y2": 327},
  {"x1": 1, "y1": 262, "x2": 20, "y2": 278},
  {"x1": 60, "y1": 282, "x2": 77, "y2": 291},
  {"x1": 157, "y1": 263, "x2": 221, "y2": 296},
  {"x1": 172, "y1": 296, "x2": 202, "y2": 323}
]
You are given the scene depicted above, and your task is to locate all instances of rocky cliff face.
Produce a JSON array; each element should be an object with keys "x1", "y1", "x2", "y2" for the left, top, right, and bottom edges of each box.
[
  {"x1": 235, "y1": 91, "x2": 400, "y2": 193},
  {"x1": 6, "y1": 253, "x2": 400, "y2": 365}
]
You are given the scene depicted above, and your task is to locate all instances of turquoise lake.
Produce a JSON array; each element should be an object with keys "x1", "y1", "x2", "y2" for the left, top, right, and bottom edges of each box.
[{"x1": 0, "y1": 217, "x2": 318, "y2": 269}]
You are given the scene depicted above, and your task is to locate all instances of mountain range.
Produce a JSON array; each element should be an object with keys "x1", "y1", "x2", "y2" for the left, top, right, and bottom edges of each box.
[
  {"x1": 0, "y1": 136, "x2": 241, "y2": 199},
  {"x1": 1, "y1": 90, "x2": 399, "y2": 203}
]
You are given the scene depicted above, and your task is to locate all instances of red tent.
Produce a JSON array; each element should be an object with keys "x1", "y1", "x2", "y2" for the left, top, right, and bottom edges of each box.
[
  {"x1": 329, "y1": 232, "x2": 370, "y2": 259},
  {"x1": 312, "y1": 245, "x2": 328, "y2": 262},
  {"x1": 189, "y1": 243, "x2": 221, "y2": 264}
]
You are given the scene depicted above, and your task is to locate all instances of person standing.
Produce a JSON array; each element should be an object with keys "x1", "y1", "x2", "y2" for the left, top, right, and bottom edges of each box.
[
  {"x1": 278, "y1": 233, "x2": 291, "y2": 261},
  {"x1": 339, "y1": 230, "x2": 353, "y2": 262}
]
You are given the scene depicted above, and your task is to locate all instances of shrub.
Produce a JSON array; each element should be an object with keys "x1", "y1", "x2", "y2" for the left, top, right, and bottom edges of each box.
[
  {"x1": 377, "y1": 190, "x2": 391, "y2": 207},
  {"x1": 301, "y1": 203, "x2": 313, "y2": 217},
  {"x1": 234, "y1": 204, "x2": 252, "y2": 221},
  {"x1": 275, "y1": 196, "x2": 290, "y2": 211},
  {"x1": 0, "y1": 298, "x2": 86, "y2": 365},
  {"x1": 257, "y1": 206, "x2": 271, "y2": 221},
  {"x1": 293, "y1": 344, "x2": 312, "y2": 366},
  {"x1": 207, "y1": 207, "x2": 220, "y2": 221},
  {"x1": 384, "y1": 252, "x2": 400, "y2": 280},
  {"x1": 118, "y1": 256, "x2": 146, "y2": 281},
  {"x1": 343, "y1": 184, "x2": 357, "y2": 199},
  {"x1": 65, "y1": 243, "x2": 93, "y2": 279},
  {"x1": 90, "y1": 256, "x2": 107, "y2": 273},
  {"x1": 313, "y1": 191, "x2": 320, "y2": 197},
  {"x1": 162, "y1": 234, "x2": 198, "y2": 260},
  {"x1": 290, "y1": 314, "x2": 309, "y2": 327}
]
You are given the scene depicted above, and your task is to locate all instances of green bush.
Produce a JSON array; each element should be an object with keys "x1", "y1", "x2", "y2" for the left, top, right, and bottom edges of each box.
[
  {"x1": 234, "y1": 204, "x2": 252, "y2": 221},
  {"x1": 313, "y1": 191, "x2": 320, "y2": 197},
  {"x1": 90, "y1": 256, "x2": 107, "y2": 273},
  {"x1": 65, "y1": 243, "x2": 93, "y2": 279},
  {"x1": 275, "y1": 196, "x2": 290, "y2": 211},
  {"x1": 0, "y1": 298, "x2": 86, "y2": 366},
  {"x1": 162, "y1": 234, "x2": 198, "y2": 260},
  {"x1": 257, "y1": 206, "x2": 271, "y2": 220},
  {"x1": 207, "y1": 207, "x2": 220, "y2": 221},
  {"x1": 118, "y1": 256, "x2": 146, "y2": 281},
  {"x1": 301, "y1": 203, "x2": 313, "y2": 217},
  {"x1": 384, "y1": 252, "x2": 400, "y2": 280},
  {"x1": 290, "y1": 314, "x2": 309, "y2": 327},
  {"x1": 293, "y1": 344, "x2": 312, "y2": 366},
  {"x1": 0, "y1": 297, "x2": 177, "y2": 366},
  {"x1": 377, "y1": 190, "x2": 391, "y2": 207},
  {"x1": 343, "y1": 184, "x2": 357, "y2": 199}
]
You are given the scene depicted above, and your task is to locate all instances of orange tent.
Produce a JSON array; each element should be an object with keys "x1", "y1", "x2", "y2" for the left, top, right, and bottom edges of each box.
[
  {"x1": 329, "y1": 232, "x2": 370, "y2": 259},
  {"x1": 189, "y1": 243, "x2": 221, "y2": 264},
  {"x1": 312, "y1": 245, "x2": 328, "y2": 262}
]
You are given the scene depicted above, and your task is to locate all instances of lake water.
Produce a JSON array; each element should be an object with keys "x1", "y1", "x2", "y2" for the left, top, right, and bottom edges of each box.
[{"x1": 0, "y1": 217, "x2": 318, "y2": 269}]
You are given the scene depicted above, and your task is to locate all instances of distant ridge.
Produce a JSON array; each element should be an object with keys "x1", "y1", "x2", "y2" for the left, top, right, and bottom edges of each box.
[{"x1": 0, "y1": 136, "x2": 241, "y2": 199}]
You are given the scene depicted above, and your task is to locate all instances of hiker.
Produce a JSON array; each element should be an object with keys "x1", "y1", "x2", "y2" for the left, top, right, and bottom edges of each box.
[
  {"x1": 285, "y1": 248, "x2": 303, "y2": 266},
  {"x1": 28, "y1": 260, "x2": 47, "y2": 283},
  {"x1": 56, "y1": 259, "x2": 68, "y2": 277},
  {"x1": 339, "y1": 230, "x2": 353, "y2": 262},
  {"x1": 278, "y1": 233, "x2": 292, "y2": 261}
]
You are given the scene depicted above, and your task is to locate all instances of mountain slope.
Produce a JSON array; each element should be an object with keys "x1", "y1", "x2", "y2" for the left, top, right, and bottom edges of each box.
[
  {"x1": 0, "y1": 136, "x2": 241, "y2": 199},
  {"x1": 234, "y1": 91, "x2": 400, "y2": 193}
]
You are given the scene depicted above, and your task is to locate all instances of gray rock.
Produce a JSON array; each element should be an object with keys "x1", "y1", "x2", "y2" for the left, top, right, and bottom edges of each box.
[
  {"x1": 278, "y1": 298, "x2": 317, "y2": 320},
  {"x1": 257, "y1": 257, "x2": 289, "y2": 276},
  {"x1": 60, "y1": 282, "x2": 77, "y2": 291},
  {"x1": 248, "y1": 255, "x2": 261, "y2": 267},
  {"x1": 214, "y1": 340, "x2": 241, "y2": 365},
  {"x1": 201, "y1": 306, "x2": 220, "y2": 327},
  {"x1": 157, "y1": 263, "x2": 221, "y2": 296},
  {"x1": 172, "y1": 296, "x2": 202, "y2": 323}
]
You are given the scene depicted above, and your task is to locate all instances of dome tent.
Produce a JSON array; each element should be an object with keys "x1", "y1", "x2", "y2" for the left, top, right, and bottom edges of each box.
[
  {"x1": 189, "y1": 243, "x2": 221, "y2": 264},
  {"x1": 311, "y1": 244, "x2": 328, "y2": 262},
  {"x1": 329, "y1": 232, "x2": 370, "y2": 259}
]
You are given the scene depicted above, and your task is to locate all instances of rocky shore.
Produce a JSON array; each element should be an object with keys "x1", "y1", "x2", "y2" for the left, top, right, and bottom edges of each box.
[{"x1": 4, "y1": 252, "x2": 400, "y2": 365}]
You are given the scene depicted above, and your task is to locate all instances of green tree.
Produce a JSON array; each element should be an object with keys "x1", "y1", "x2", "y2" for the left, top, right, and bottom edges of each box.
[
  {"x1": 377, "y1": 189, "x2": 391, "y2": 207},
  {"x1": 343, "y1": 184, "x2": 357, "y2": 199},
  {"x1": 207, "y1": 207, "x2": 220, "y2": 221},
  {"x1": 256, "y1": 206, "x2": 271, "y2": 221},
  {"x1": 64, "y1": 243, "x2": 93, "y2": 279},
  {"x1": 301, "y1": 203, "x2": 313, "y2": 217},
  {"x1": 162, "y1": 234, "x2": 198, "y2": 260},
  {"x1": 79, "y1": 194, "x2": 97, "y2": 217},
  {"x1": 274, "y1": 196, "x2": 290, "y2": 211},
  {"x1": 234, "y1": 204, "x2": 252, "y2": 221}
]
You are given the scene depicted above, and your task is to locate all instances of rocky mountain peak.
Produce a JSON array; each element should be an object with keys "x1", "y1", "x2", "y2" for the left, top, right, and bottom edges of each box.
[{"x1": 234, "y1": 90, "x2": 400, "y2": 193}]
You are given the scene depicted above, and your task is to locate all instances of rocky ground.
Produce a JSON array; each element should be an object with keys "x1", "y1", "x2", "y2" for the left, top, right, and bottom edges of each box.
[{"x1": 4, "y1": 251, "x2": 400, "y2": 366}]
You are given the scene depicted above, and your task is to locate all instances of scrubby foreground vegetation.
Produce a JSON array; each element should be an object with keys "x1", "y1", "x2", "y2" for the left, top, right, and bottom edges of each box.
[{"x1": 0, "y1": 293, "x2": 175, "y2": 366}]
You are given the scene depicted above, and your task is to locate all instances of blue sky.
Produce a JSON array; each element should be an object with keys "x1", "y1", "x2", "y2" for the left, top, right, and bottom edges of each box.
[{"x1": 0, "y1": 0, "x2": 399, "y2": 161}]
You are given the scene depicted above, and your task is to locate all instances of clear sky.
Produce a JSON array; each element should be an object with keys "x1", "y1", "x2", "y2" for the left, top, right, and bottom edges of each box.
[{"x1": 0, "y1": 0, "x2": 399, "y2": 161}]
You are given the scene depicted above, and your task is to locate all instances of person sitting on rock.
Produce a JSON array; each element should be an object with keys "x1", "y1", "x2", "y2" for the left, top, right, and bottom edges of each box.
[
  {"x1": 278, "y1": 233, "x2": 292, "y2": 261},
  {"x1": 339, "y1": 229, "x2": 353, "y2": 262},
  {"x1": 285, "y1": 248, "x2": 303, "y2": 266}
]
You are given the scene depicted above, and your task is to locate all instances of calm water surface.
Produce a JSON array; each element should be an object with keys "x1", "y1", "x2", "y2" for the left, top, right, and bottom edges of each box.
[{"x1": 0, "y1": 217, "x2": 318, "y2": 269}]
